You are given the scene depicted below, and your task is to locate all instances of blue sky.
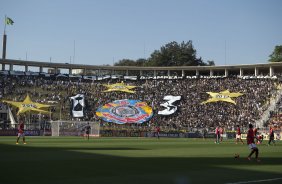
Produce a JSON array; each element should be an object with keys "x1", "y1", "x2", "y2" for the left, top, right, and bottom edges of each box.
[{"x1": 1, "y1": 0, "x2": 282, "y2": 66}]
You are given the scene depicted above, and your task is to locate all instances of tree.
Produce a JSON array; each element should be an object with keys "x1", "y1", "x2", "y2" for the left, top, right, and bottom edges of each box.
[
  {"x1": 114, "y1": 41, "x2": 214, "y2": 66},
  {"x1": 207, "y1": 60, "x2": 215, "y2": 66},
  {"x1": 269, "y1": 45, "x2": 282, "y2": 62},
  {"x1": 114, "y1": 59, "x2": 136, "y2": 66},
  {"x1": 114, "y1": 58, "x2": 148, "y2": 66},
  {"x1": 135, "y1": 58, "x2": 147, "y2": 66},
  {"x1": 148, "y1": 41, "x2": 206, "y2": 66}
]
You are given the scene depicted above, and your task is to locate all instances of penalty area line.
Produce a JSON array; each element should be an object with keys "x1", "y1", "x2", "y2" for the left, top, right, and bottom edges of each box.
[{"x1": 225, "y1": 177, "x2": 282, "y2": 184}]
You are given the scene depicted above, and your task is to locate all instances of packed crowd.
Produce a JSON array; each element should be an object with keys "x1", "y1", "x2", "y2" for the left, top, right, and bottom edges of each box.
[{"x1": 0, "y1": 74, "x2": 279, "y2": 132}]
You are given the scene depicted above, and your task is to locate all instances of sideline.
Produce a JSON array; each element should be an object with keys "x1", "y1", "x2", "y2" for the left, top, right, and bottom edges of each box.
[{"x1": 225, "y1": 177, "x2": 282, "y2": 184}]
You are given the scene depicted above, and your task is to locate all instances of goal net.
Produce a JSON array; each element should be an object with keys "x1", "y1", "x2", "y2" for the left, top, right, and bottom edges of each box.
[{"x1": 50, "y1": 121, "x2": 100, "y2": 137}]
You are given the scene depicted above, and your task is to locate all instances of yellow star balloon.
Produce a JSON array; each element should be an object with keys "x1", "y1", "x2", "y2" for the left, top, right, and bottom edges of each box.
[
  {"x1": 2, "y1": 94, "x2": 51, "y2": 114},
  {"x1": 103, "y1": 81, "x2": 137, "y2": 93},
  {"x1": 201, "y1": 90, "x2": 243, "y2": 105}
]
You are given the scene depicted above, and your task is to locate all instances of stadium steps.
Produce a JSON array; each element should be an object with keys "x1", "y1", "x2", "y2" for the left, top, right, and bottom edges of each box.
[{"x1": 255, "y1": 88, "x2": 282, "y2": 127}]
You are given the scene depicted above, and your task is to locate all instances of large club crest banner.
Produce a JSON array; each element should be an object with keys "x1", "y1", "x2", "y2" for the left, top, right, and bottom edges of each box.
[
  {"x1": 96, "y1": 99, "x2": 153, "y2": 124},
  {"x1": 70, "y1": 94, "x2": 85, "y2": 117},
  {"x1": 158, "y1": 95, "x2": 181, "y2": 115}
]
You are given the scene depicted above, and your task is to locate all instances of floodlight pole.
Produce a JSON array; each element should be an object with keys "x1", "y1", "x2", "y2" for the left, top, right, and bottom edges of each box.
[
  {"x1": 2, "y1": 34, "x2": 7, "y2": 59},
  {"x1": 2, "y1": 15, "x2": 7, "y2": 60}
]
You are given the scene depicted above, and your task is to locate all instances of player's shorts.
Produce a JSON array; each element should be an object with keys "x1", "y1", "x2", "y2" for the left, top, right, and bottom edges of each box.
[
  {"x1": 236, "y1": 134, "x2": 241, "y2": 139},
  {"x1": 248, "y1": 143, "x2": 257, "y2": 149},
  {"x1": 86, "y1": 131, "x2": 89, "y2": 134},
  {"x1": 18, "y1": 133, "x2": 25, "y2": 137}
]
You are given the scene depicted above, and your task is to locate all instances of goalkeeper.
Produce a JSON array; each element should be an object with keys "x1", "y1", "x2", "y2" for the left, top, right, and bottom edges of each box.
[{"x1": 84, "y1": 123, "x2": 91, "y2": 140}]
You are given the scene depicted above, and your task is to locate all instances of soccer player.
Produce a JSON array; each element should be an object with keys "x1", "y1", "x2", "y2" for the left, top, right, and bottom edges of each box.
[
  {"x1": 215, "y1": 126, "x2": 220, "y2": 144},
  {"x1": 202, "y1": 128, "x2": 207, "y2": 140},
  {"x1": 247, "y1": 124, "x2": 260, "y2": 162},
  {"x1": 155, "y1": 126, "x2": 160, "y2": 139},
  {"x1": 235, "y1": 125, "x2": 244, "y2": 144},
  {"x1": 258, "y1": 134, "x2": 264, "y2": 144},
  {"x1": 268, "y1": 126, "x2": 275, "y2": 146},
  {"x1": 219, "y1": 126, "x2": 224, "y2": 142},
  {"x1": 253, "y1": 127, "x2": 259, "y2": 144},
  {"x1": 85, "y1": 123, "x2": 91, "y2": 140},
  {"x1": 16, "y1": 120, "x2": 26, "y2": 144},
  {"x1": 276, "y1": 133, "x2": 281, "y2": 141}
]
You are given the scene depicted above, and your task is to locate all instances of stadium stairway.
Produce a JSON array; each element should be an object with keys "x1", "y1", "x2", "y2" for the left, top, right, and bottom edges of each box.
[{"x1": 255, "y1": 88, "x2": 282, "y2": 128}]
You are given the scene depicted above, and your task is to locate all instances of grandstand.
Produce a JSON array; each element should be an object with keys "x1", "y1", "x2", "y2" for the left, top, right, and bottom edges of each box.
[{"x1": 1, "y1": 59, "x2": 282, "y2": 137}]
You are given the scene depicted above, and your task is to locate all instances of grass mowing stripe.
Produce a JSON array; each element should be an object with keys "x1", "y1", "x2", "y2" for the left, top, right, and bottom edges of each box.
[{"x1": 225, "y1": 177, "x2": 282, "y2": 184}]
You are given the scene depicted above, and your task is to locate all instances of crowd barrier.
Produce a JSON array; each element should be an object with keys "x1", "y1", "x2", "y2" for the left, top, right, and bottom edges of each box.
[
  {"x1": 1, "y1": 130, "x2": 279, "y2": 139},
  {"x1": 0, "y1": 130, "x2": 40, "y2": 136},
  {"x1": 100, "y1": 130, "x2": 202, "y2": 138}
]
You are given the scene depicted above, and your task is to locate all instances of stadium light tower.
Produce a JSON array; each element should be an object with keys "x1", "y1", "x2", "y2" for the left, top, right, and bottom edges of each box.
[
  {"x1": 2, "y1": 34, "x2": 7, "y2": 60},
  {"x1": 2, "y1": 16, "x2": 14, "y2": 60}
]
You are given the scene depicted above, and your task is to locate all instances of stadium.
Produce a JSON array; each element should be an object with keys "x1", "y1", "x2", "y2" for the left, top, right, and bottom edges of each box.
[
  {"x1": 1, "y1": 1, "x2": 282, "y2": 183},
  {"x1": 1, "y1": 59, "x2": 282, "y2": 184}
]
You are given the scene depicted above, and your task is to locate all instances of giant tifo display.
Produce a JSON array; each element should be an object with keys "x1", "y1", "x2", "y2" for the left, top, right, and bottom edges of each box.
[{"x1": 1, "y1": 74, "x2": 281, "y2": 137}]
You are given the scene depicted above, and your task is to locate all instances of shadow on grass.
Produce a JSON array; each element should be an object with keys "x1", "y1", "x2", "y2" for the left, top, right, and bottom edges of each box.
[{"x1": 0, "y1": 143, "x2": 282, "y2": 184}]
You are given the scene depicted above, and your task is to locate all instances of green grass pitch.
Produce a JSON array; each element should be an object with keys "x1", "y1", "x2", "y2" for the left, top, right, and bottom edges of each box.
[{"x1": 1, "y1": 137, "x2": 282, "y2": 184}]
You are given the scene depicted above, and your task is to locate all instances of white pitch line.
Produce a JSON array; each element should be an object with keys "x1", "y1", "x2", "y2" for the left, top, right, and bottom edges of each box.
[{"x1": 225, "y1": 177, "x2": 282, "y2": 184}]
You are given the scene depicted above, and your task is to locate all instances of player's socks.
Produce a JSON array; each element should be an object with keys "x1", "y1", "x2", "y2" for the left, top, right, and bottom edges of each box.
[{"x1": 16, "y1": 142, "x2": 19, "y2": 144}]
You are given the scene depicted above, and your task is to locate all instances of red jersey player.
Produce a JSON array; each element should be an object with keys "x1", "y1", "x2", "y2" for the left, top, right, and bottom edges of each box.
[
  {"x1": 235, "y1": 125, "x2": 244, "y2": 144},
  {"x1": 215, "y1": 126, "x2": 220, "y2": 144},
  {"x1": 155, "y1": 126, "x2": 160, "y2": 139},
  {"x1": 268, "y1": 127, "x2": 275, "y2": 146},
  {"x1": 247, "y1": 124, "x2": 260, "y2": 162},
  {"x1": 253, "y1": 127, "x2": 259, "y2": 143},
  {"x1": 16, "y1": 120, "x2": 26, "y2": 144},
  {"x1": 219, "y1": 127, "x2": 224, "y2": 142}
]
